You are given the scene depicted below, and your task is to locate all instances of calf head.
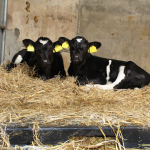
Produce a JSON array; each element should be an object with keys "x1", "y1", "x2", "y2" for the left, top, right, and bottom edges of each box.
[
  {"x1": 23, "y1": 37, "x2": 54, "y2": 66},
  {"x1": 59, "y1": 36, "x2": 101, "y2": 65},
  {"x1": 23, "y1": 37, "x2": 63, "y2": 79}
]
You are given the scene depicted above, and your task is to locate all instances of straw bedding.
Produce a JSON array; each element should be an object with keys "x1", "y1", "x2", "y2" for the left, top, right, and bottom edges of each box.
[{"x1": 0, "y1": 63, "x2": 150, "y2": 149}]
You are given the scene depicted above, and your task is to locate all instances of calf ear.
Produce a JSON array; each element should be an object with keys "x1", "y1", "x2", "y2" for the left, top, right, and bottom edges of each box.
[
  {"x1": 22, "y1": 39, "x2": 34, "y2": 47},
  {"x1": 22, "y1": 39, "x2": 35, "y2": 52},
  {"x1": 53, "y1": 41, "x2": 63, "y2": 53},
  {"x1": 89, "y1": 42, "x2": 101, "y2": 49},
  {"x1": 58, "y1": 37, "x2": 69, "y2": 44},
  {"x1": 58, "y1": 37, "x2": 70, "y2": 49},
  {"x1": 88, "y1": 42, "x2": 101, "y2": 53}
]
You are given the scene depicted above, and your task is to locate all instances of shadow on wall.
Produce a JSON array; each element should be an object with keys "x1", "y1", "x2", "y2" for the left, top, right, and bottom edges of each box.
[{"x1": 4, "y1": 28, "x2": 23, "y2": 65}]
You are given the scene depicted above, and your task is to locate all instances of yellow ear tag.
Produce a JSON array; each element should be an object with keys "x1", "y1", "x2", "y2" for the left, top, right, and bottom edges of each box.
[
  {"x1": 53, "y1": 45, "x2": 63, "y2": 53},
  {"x1": 62, "y1": 41, "x2": 69, "y2": 49},
  {"x1": 27, "y1": 44, "x2": 34, "y2": 52},
  {"x1": 88, "y1": 46, "x2": 97, "y2": 53}
]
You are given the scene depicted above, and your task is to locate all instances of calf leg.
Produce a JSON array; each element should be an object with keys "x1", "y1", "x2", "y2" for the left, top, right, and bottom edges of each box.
[
  {"x1": 86, "y1": 66, "x2": 126, "y2": 90},
  {"x1": 40, "y1": 74, "x2": 47, "y2": 81},
  {"x1": 76, "y1": 73, "x2": 107, "y2": 86}
]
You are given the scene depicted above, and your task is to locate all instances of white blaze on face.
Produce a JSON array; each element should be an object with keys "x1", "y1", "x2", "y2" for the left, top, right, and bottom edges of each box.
[
  {"x1": 106, "y1": 60, "x2": 112, "y2": 83},
  {"x1": 39, "y1": 39, "x2": 48, "y2": 45},
  {"x1": 86, "y1": 65, "x2": 126, "y2": 90},
  {"x1": 14, "y1": 55, "x2": 23, "y2": 64},
  {"x1": 76, "y1": 38, "x2": 82, "y2": 42}
]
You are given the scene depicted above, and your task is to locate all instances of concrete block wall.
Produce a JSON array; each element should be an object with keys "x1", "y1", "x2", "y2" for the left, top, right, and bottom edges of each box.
[
  {"x1": 5, "y1": 0, "x2": 150, "y2": 73},
  {"x1": 78, "y1": 0, "x2": 150, "y2": 73},
  {"x1": 6, "y1": 0, "x2": 79, "y2": 41}
]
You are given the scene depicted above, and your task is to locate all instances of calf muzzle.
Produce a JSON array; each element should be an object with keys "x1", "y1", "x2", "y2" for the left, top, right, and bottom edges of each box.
[
  {"x1": 72, "y1": 54, "x2": 81, "y2": 63},
  {"x1": 41, "y1": 59, "x2": 50, "y2": 64}
]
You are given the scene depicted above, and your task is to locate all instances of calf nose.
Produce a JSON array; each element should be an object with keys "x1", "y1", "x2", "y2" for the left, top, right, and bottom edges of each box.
[
  {"x1": 43, "y1": 59, "x2": 48, "y2": 63},
  {"x1": 41, "y1": 59, "x2": 50, "y2": 64},
  {"x1": 73, "y1": 55, "x2": 79, "y2": 59},
  {"x1": 75, "y1": 55, "x2": 79, "y2": 58}
]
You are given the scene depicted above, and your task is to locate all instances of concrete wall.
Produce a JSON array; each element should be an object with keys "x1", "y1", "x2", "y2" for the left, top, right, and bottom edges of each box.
[
  {"x1": 78, "y1": 0, "x2": 150, "y2": 73},
  {"x1": 6, "y1": 0, "x2": 79, "y2": 41},
  {"x1": 5, "y1": 0, "x2": 150, "y2": 73}
]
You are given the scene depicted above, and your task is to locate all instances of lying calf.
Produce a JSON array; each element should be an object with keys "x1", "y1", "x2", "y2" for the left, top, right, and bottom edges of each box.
[
  {"x1": 7, "y1": 37, "x2": 66, "y2": 80},
  {"x1": 58, "y1": 36, "x2": 150, "y2": 89}
]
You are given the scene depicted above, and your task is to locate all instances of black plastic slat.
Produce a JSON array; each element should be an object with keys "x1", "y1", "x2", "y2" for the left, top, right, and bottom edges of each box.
[
  {"x1": 121, "y1": 126, "x2": 150, "y2": 149},
  {"x1": 6, "y1": 128, "x2": 33, "y2": 145},
  {"x1": 4, "y1": 125, "x2": 150, "y2": 149},
  {"x1": 39, "y1": 126, "x2": 116, "y2": 144}
]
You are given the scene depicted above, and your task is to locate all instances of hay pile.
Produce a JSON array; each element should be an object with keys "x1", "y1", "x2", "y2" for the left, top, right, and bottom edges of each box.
[
  {"x1": 0, "y1": 63, "x2": 150, "y2": 127},
  {"x1": 0, "y1": 63, "x2": 150, "y2": 149}
]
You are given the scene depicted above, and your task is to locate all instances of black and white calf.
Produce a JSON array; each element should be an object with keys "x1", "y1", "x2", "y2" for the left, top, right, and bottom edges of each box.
[
  {"x1": 7, "y1": 37, "x2": 66, "y2": 80},
  {"x1": 59, "y1": 36, "x2": 150, "y2": 90},
  {"x1": 6, "y1": 49, "x2": 36, "y2": 71}
]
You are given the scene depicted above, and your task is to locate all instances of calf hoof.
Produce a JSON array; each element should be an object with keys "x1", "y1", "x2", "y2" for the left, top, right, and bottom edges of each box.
[
  {"x1": 41, "y1": 75, "x2": 47, "y2": 81},
  {"x1": 6, "y1": 63, "x2": 16, "y2": 72},
  {"x1": 75, "y1": 80, "x2": 80, "y2": 86},
  {"x1": 75, "y1": 80, "x2": 86, "y2": 86}
]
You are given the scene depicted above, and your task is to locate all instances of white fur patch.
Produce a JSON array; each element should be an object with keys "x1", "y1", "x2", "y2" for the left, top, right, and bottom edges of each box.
[
  {"x1": 76, "y1": 38, "x2": 82, "y2": 42},
  {"x1": 86, "y1": 66, "x2": 126, "y2": 90},
  {"x1": 39, "y1": 39, "x2": 48, "y2": 45},
  {"x1": 106, "y1": 60, "x2": 112, "y2": 83},
  {"x1": 106, "y1": 81, "x2": 112, "y2": 85},
  {"x1": 14, "y1": 55, "x2": 23, "y2": 64}
]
